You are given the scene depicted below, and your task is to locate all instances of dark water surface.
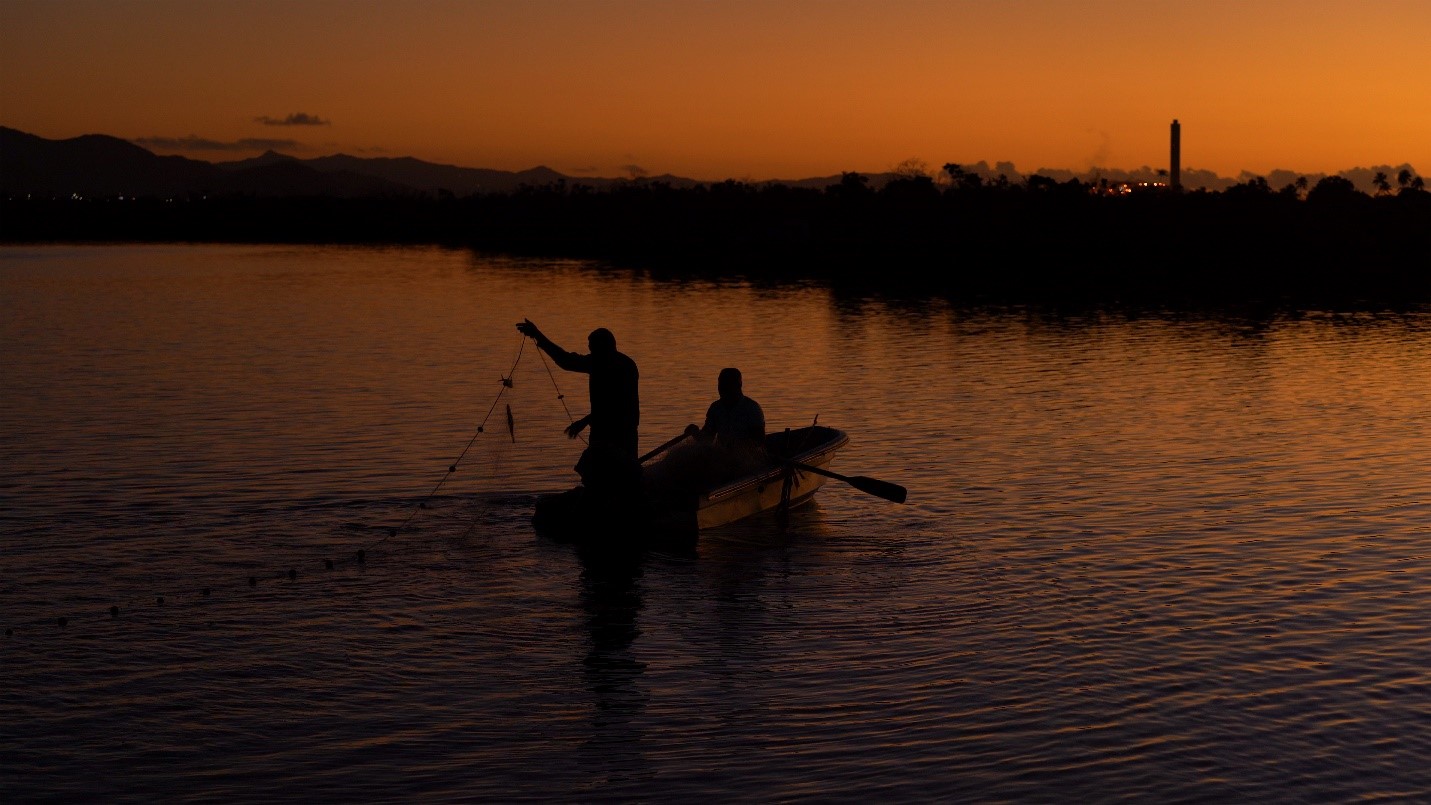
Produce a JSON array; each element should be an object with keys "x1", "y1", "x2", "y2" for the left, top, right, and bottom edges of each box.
[{"x1": 2, "y1": 245, "x2": 1429, "y2": 802}]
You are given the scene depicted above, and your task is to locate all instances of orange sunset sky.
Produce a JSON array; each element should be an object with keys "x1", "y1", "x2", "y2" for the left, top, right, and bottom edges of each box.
[{"x1": 3, "y1": 0, "x2": 1428, "y2": 182}]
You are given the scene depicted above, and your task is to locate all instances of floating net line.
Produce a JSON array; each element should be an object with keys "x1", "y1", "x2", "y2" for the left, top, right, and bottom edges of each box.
[{"x1": 2, "y1": 332, "x2": 581, "y2": 642}]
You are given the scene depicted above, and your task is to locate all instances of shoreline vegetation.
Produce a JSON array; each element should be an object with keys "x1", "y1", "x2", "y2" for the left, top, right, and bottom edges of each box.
[{"x1": 5, "y1": 170, "x2": 1429, "y2": 306}]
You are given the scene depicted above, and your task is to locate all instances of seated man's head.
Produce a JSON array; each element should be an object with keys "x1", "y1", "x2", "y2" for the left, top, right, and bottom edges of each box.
[
  {"x1": 587, "y1": 328, "x2": 617, "y2": 355},
  {"x1": 718, "y1": 367, "x2": 743, "y2": 401}
]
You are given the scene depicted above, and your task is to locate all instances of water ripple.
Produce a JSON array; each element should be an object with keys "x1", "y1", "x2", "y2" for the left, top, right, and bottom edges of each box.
[{"x1": 2, "y1": 245, "x2": 1429, "y2": 801}]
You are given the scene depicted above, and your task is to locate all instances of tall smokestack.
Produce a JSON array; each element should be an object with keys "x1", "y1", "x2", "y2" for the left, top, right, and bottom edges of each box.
[{"x1": 1170, "y1": 119, "x2": 1182, "y2": 191}]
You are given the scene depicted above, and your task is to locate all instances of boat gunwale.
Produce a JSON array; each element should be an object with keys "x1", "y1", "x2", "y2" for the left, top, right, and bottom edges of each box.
[{"x1": 700, "y1": 428, "x2": 849, "y2": 506}]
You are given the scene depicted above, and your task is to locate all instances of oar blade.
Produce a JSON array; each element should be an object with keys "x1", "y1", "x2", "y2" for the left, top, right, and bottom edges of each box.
[{"x1": 848, "y1": 475, "x2": 908, "y2": 504}]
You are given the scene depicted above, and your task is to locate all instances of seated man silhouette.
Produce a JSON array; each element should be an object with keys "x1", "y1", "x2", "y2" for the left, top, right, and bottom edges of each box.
[
  {"x1": 685, "y1": 367, "x2": 766, "y2": 457},
  {"x1": 648, "y1": 368, "x2": 767, "y2": 502}
]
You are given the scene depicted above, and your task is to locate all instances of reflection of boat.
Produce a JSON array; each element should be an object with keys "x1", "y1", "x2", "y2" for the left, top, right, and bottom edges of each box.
[{"x1": 533, "y1": 425, "x2": 850, "y2": 544}]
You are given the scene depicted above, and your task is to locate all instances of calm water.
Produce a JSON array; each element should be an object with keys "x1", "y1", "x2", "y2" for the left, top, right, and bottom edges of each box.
[{"x1": 2, "y1": 244, "x2": 1429, "y2": 802}]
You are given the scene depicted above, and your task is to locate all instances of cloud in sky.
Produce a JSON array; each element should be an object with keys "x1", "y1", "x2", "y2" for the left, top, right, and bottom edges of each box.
[
  {"x1": 133, "y1": 135, "x2": 302, "y2": 152},
  {"x1": 254, "y1": 113, "x2": 330, "y2": 126}
]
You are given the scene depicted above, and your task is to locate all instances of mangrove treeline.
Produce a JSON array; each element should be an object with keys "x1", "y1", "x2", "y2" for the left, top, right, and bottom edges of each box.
[{"x1": 5, "y1": 171, "x2": 1429, "y2": 303}]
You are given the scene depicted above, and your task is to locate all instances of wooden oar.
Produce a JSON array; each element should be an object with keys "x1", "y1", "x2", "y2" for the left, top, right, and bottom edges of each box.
[
  {"x1": 783, "y1": 458, "x2": 907, "y2": 504},
  {"x1": 638, "y1": 426, "x2": 698, "y2": 464}
]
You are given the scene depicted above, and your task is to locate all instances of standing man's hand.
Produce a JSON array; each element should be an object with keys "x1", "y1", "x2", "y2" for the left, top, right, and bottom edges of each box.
[
  {"x1": 566, "y1": 415, "x2": 590, "y2": 439},
  {"x1": 516, "y1": 319, "x2": 545, "y2": 341}
]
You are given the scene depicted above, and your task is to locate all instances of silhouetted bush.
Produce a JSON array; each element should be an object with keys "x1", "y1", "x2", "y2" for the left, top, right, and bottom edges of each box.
[{"x1": 4, "y1": 176, "x2": 1428, "y2": 304}]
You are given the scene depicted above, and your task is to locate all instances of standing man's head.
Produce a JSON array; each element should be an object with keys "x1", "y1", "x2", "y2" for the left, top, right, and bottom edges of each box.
[
  {"x1": 587, "y1": 328, "x2": 617, "y2": 355},
  {"x1": 717, "y1": 367, "x2": 743, "y2": 402}
]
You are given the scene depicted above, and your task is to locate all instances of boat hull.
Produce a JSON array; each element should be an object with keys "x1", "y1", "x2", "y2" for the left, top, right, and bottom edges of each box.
[
  {"x1": 532, "y1": 486, "x2": 697, "y2": 550},
  {"x1": 533, "y1": 426, "x2": 849, "y2": 543},
  {"x1": 694, "y1": 426, "x2": 847, "y2": 529}
]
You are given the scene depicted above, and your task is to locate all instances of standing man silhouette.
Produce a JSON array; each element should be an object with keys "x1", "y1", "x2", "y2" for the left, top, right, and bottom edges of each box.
[{"x1": 516, "y1": 319, "x2": 641, "y2": 496}]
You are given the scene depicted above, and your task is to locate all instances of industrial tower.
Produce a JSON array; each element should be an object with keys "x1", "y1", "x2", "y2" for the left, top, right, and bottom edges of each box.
[{"x1": 1171, "y1": 119, "x2": 1182, "y2": 191}]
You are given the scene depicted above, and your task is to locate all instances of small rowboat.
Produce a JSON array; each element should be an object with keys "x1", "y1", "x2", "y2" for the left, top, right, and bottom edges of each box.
[
  {"x1": 687, "y1": 425, "x2": 848, "y2": 530},
  {"x1": 533, "y1": 425, "x2": 890, "y2": 545}
]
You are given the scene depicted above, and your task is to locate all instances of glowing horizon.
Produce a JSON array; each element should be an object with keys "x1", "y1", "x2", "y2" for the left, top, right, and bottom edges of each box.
[{"x1": 3, "y1": 0, "x2": 1428, "y2": 183}]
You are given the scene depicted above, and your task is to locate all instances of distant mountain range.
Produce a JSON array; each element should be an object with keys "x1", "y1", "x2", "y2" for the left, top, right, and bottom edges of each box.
[
  {"x1": 0, "y1": 126, "x2": 605, "y2": 198},
  {"x1": 1, "y1": 125, "x2": 1416, "y2": 199},
  {"x1": 0, "y1": 126, "x2": 843, "y2": 199}
]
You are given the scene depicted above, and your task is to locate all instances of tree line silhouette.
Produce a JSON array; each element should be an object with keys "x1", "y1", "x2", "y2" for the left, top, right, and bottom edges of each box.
[{"x1": 5, "y1": 165, "x2": 1428, "y2": 303}]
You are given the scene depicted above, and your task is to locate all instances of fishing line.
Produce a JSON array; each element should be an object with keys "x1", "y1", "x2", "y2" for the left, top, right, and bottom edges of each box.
[
  {"x1": 446, "y1": 333, "x2": 586, "y2": 541},
  {"x1": 370, "y1": 335, "x2": 528, "y2": 548},
  {"x1": 533, "y1": 345, "x2": 587, "y2": 445}
]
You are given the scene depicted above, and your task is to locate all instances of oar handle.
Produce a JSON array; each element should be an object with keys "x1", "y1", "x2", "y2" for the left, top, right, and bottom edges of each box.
[{"x1": 638, "y1": 426, "x2": 699, "y2": 464}]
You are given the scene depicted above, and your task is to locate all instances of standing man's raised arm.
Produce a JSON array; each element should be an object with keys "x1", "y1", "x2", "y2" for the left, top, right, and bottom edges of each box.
[{"x1": 516, "y1": 319, "x2": 590, "y2": 372}]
